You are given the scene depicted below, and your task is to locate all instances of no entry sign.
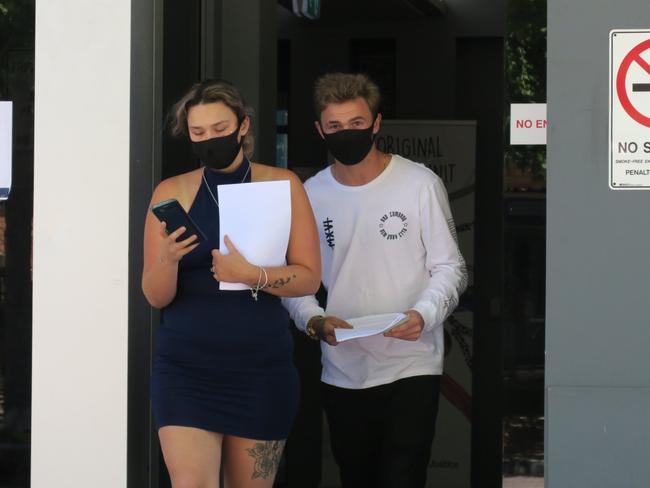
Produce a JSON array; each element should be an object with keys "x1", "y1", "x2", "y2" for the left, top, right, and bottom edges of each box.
[{"x1": 609, "y1": 30, "x2": 650, "y2": 190}]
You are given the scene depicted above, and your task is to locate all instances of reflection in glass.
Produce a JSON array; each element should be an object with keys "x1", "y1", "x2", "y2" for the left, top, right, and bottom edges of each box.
[{"x1": 503, "y1": 0, "x2": 546, "y2": 486}]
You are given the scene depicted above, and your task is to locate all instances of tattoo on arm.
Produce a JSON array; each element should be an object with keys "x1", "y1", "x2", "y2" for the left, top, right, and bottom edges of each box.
[
  {"x1": 268, "y1": 274, "x2": 297, "y2": 289},
  {"x1": 246, "y1": 440, "x2": 285, "y2": 480}
]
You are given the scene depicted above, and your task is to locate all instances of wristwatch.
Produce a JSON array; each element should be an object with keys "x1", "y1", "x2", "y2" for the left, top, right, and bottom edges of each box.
[{"x1": 305, "y1": 315, "x2": 325, "y2": 341}]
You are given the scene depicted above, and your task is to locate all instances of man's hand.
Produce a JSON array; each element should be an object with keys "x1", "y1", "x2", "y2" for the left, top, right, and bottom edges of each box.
[
  {"x1": 383, "y1": 310, "x2": 425, "y2": 341},
  {"x1": 314, "y1": 316, "x2": 353, "y2": 346}
]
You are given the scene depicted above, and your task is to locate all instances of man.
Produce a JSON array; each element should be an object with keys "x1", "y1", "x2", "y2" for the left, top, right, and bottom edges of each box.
[{"x1": 282, "y1": 72, "x2": 467, "y2": 488}]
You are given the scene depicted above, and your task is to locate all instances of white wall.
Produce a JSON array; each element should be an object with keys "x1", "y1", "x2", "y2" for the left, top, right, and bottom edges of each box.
[{"x1": 32, "y1": 1, "x2": 131, "y2": 486}]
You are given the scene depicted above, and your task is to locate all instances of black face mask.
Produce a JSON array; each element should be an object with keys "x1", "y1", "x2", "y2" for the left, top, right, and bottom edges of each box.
[
  {"x1": 322, "y1": 125, "x2": 376, "y2": 166},
  {"x1": 192, "y1": 127, "x2": 242, "y2": 170}
]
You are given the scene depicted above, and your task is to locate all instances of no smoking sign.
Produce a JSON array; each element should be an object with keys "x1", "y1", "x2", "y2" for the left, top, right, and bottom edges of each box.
[{"x1": 610, "y1": 30, "x2": 650, "y2": 190}]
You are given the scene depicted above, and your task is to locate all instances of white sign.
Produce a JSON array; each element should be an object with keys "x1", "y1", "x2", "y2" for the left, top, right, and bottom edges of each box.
[
  {"x1": 510, "y1": 103, "x2": 547, "y2": 145},
  {"x1": 0, "y1": 101, "x2": 12, "y2": 200},
  {"x1": 376, "y1": 120, "x2": 475, "y2": 488},
  {"x1": 609, "y1": 30, "x2": 650, "y2": 190}
]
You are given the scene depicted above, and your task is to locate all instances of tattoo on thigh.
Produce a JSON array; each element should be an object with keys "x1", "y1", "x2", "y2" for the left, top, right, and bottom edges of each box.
[{"x1": 246, "y1": 440, "x2": 284, "y2": 480}]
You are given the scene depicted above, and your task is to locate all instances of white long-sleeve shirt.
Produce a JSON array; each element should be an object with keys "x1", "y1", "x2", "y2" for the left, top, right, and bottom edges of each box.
[{"x1": 282, "y1": 154, "x2": 467, "y2": 389}]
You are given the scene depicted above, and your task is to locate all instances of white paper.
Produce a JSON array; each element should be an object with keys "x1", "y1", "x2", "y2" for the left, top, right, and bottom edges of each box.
[
  {"x1": 0, "y1": 101, "x2": 12, "y2": 200},
  {"x1": 334, "y1": 313, "x2": 409, "y2": 342},
  {"x1": 218, "y1": 180, "x2": 291, "y2": 290}
]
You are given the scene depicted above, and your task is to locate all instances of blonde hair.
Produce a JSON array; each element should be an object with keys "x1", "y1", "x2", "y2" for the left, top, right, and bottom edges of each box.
[
  {"x1": 313, "y1": 73, "x2": 381, "y2": 120},
  {"x1": 169, "y1": 79, "x2": 255, "y2": 158}
]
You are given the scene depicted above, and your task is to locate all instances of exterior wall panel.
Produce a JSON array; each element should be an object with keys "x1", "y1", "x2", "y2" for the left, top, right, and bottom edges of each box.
[{"x1": 32, "y1": 1, "x2": 131, "y2": 486}]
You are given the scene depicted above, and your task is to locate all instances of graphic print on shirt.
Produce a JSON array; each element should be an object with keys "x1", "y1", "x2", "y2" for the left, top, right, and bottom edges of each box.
[
  {"x1": 323, "y1": 217, "x2": 335, "y2": 248},
  {"x1": 447, "y1": 216, "x2": 469, "y2": 293},
  {"x1": 379, "y1": 211, "x2": 408, "y2": 240}
]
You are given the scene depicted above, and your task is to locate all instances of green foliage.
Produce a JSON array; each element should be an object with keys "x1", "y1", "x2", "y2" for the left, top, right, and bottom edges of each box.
[{"x1": 506, "y1": 0, "x2": 547, "y2": 103}]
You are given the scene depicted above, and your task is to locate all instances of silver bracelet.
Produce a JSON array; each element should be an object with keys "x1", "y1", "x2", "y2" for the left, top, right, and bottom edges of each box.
[
  {"x1": 250, "y1": 266, "x2": 263, "y2": 301},
  {"x1": 260, "y1": 267, "x2": 269, "y2": 290}
]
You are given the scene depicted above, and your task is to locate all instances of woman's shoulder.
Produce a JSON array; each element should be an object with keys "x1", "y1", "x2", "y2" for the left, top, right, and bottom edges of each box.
[
  {"x1": 251, "y1": 162, "x2": 301, "y2": 184},
  {"x1": 152, "y1": 168, "x2": 202, "y2": 205}
]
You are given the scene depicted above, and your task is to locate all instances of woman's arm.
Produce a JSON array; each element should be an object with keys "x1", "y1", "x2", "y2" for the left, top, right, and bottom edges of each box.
[
  {"x1": 142, "y1": 179, "x2": 199, "y2": 308},
  {"x1": 211, "y1": 170, "x2": 321, "y2": 297}
]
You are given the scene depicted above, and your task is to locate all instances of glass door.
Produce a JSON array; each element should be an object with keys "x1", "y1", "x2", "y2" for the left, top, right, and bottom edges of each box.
[{"x1": 502, "y1": 0, "x2": 547, "y2": 486}]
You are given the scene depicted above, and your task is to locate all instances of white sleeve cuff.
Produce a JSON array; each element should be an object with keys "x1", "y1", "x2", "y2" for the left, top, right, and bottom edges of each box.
[
  {"x1": 281, "y1": 296, "x2": 326, "y2": 331},
  {"x1": 412, "y1": 300, "x2": 437, "y2": 332}
]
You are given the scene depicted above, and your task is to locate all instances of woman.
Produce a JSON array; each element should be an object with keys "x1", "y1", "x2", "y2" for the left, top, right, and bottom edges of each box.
[{"x1": 142, "y1": 79, "x2": 321, "y2": 488}]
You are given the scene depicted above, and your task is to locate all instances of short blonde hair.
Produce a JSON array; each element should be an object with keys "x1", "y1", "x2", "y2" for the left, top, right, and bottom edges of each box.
[
  {"x1": 313, "y1": 73, "x2": 381, "y2": 120},
  {"x1": 169, "y1": 79, "x2": 255, "y2": 158}
]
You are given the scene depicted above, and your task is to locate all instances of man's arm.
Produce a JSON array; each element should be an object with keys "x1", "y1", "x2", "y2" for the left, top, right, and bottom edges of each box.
[
  {"x1": 282, "y1": 294, "x2": 354, "y2": 345},
  {"x1": 281, "y1": 295, "x2": 325, "y2": 332},
  {"x1": 410, "y1": 176, "x2": 468, "y2": 332}
]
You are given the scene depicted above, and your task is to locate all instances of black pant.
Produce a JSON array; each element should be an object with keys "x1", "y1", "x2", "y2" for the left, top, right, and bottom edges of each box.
[{"x1": 322, "y1": 375, "x2": 440, "y2": 488}]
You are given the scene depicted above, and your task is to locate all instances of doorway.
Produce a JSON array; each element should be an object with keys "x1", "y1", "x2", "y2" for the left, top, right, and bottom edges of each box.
[{"x1": 128, "y1": 1, "x2": 548, "y2": 487}]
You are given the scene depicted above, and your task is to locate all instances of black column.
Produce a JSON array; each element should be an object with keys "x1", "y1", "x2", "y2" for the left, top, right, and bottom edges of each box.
[
  {"x1": 456, "y1": 37, "x2": 506, "y2": 488},
  {"x1": 128, "y1": 0, "x2": 163, "y2": 487}
]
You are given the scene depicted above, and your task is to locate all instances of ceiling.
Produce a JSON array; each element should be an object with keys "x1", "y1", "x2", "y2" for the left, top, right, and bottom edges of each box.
[{"x1": 278, "y1": 0, "x2": 446, "y2": 22}]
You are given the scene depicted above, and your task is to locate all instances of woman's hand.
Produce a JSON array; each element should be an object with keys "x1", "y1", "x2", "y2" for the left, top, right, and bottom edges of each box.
[
  {"x1": 142, "y1": 178, "x2": 201, "y2": 309},
  {"x1": 158, "y1": 221, "x2": 199, "y2": 265},
  {"x1": 211, "y1": 235, "x2": 257, "y2": 284}
]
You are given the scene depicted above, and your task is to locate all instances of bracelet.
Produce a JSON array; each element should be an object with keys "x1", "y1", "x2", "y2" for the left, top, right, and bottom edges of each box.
[
  {"x1": 250, "y1": 266, "x2": 263, "y2": 301},
  {"x1": 250, "y1": 266, "x2": 268, "y2": 301},
  {"x1": 260, "y1": 267, "x2": 268, "y2": 290},
  {"x1": 305, "y1": 315, "x2": 325, "y2": 340}
]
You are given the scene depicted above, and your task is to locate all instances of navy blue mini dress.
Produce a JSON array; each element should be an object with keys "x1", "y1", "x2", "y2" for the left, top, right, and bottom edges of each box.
[{"x1": 151, "y1": 160, "x2": 299, "y2": 441}]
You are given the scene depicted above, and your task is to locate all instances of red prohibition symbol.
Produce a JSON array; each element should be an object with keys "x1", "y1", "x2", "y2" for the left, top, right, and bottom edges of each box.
[{"x1": 617, "y1": 38, "x2": 650, "y2": 128}]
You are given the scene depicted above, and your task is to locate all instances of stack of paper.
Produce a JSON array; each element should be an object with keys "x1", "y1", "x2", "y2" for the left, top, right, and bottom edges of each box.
[{"x1": 334, "y1": 313, "x2": 409, "y2": 343}]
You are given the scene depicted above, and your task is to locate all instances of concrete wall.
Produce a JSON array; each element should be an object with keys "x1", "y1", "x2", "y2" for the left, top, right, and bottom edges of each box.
[
  {"x1": 546, "y1": 1, "x2": 650, "y2": 486},
  {"x1": 32, "y1": 0, "x2": 131, "y2": 486}
]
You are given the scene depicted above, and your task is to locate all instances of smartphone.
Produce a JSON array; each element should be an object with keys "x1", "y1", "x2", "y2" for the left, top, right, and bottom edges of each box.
[{"x1": 151, "y1": 198, "x2": 207, "y2": 242}]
